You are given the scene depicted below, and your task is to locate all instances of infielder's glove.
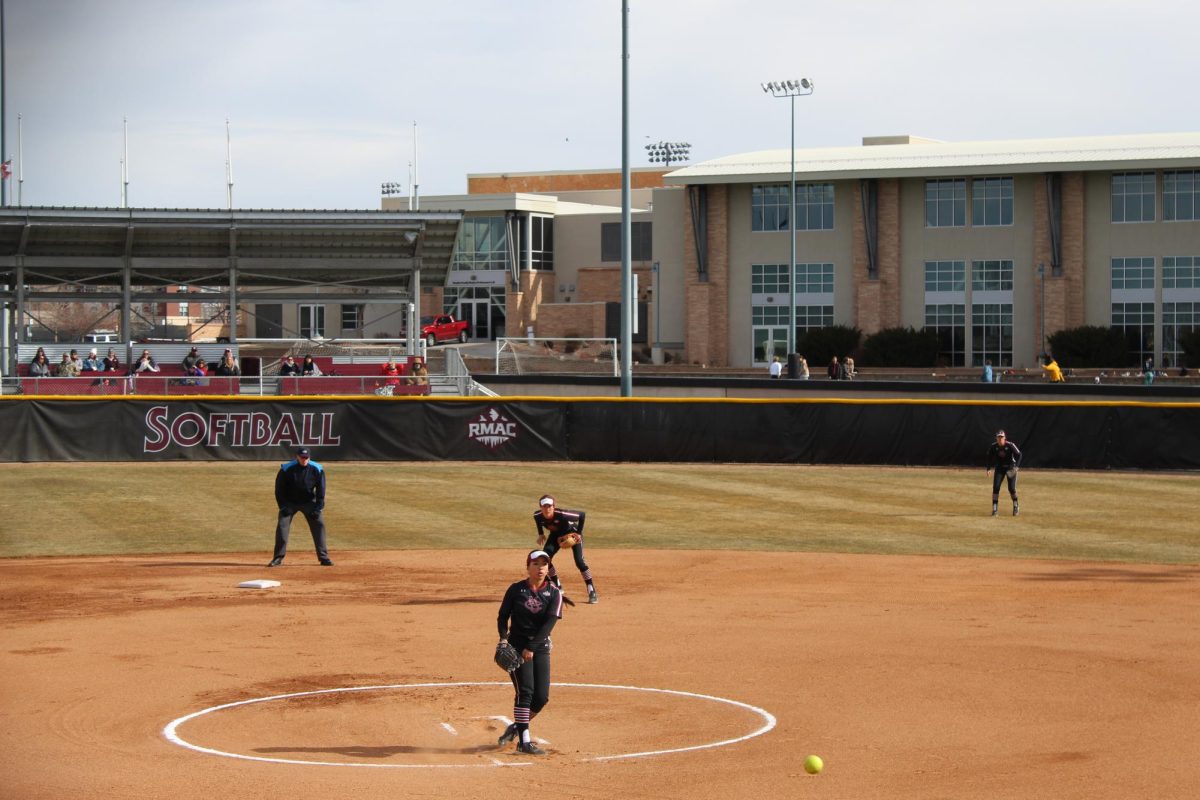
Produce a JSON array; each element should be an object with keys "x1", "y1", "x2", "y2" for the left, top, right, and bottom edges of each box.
[
  {"x1": 494, "y1": 641, "x2": 523, "y2": 673},
  {"x1": 557, "y1": 533, "x2": 580, "y2": 548}
]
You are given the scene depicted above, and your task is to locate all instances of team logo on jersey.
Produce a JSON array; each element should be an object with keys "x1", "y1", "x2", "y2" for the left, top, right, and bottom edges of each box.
[
  {"x1": 468, "y1": 407, "x2": 518, "y2": 450},
  {"x1": 523, "y1": 594, "x2": 544, "y2": 613}
]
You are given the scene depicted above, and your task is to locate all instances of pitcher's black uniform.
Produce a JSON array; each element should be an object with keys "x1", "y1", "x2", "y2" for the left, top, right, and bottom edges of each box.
[
  {"x1": 534, "y1": 501, "x2": 598, "y2": 603},
  {"x1": 270, "y1": 451, "x2": 331, "y2": 565},
  {"x1": 985, "y1": 432, "x2": 1022, "y2": 516},
  {"x1": 497, "y1": 575, "x2": 562, "y2": 750}
]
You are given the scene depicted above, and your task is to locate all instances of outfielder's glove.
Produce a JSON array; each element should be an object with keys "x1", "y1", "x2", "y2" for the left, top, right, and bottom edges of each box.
[
  {"x1": 494, "y1": 641, "x2": 523, "y2": 673},
  {"x1": 557, "y1": 533, "x2": 580, "y2": 548},
  {"x1": 1005, "y1": 467, "x2": 1017, "y2": 479}
]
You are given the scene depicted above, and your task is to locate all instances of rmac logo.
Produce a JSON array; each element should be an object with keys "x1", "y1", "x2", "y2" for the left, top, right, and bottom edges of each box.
[{"x1": 468, "y1": 408, "x2": 518, "y2": 450}]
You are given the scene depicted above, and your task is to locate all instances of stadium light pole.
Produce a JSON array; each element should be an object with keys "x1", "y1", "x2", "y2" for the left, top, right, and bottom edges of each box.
[
  {"x1": 381, "y1": 181, "x2": 404, "y2": 199},
  {"x1": 645, "y1": 141, "x2": 691, "y2": 169},
  {"x1": 761, "y1": 78, "x2": 814, "y2": 357}
]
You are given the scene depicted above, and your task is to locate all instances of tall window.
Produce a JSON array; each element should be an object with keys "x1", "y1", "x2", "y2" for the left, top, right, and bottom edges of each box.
[
  {"x1": 971, "y1": 260, "x2": 1014, "y2": 292},
  {"x1": 751, "y1": 263, "x2": 790, "y2": 294},
  {"x1": 971, "y1": 303, "x2": 1013, "y2": 367},
  {"x1": 452, "y1": 216, "x2": 509, "y2": 271},
  {"x1": 1164, "y1": 302, "x2": 1198, "y2": 368},
  {"x1": 795, "y1": 183, "x2": 835, "y2": 230},
  {"x1": 795, "y1": 262, "x2": 834, "y2": 293},
  {"x1": 795, "y1": 305, "x2": 834, "y2": 329},
  {"x1": 924, "y1": 260, "x2": 965, "y2": 292},
  {"x1": 972, "y1": 177, "x2": 1014, "y2": 226},
  {"x1": 601, "y1": 221, "x2": 651, "y2": 261},
  {"x1": 341, "y1": 304, "x2": 364, "y2": 333},
  {"x1": 925, "y1": 304, "x2": 966, "y2": 366},
  {"x1": 1164, "y1": 256, "x2": 1199, "y2": 288},
  {"x1": 751, "y1": 184, "x2": 791, "y2": 231},
  {"x1": 1112, "y1": 302, "x2": 1155, "y2": 364},
  {"x1": 925, "y1": 179, "x2": 966, "y2": 227},
  {"x1": 1164, "y1": 170, "x2": 1199, "y2": 222},
  {"x1": 1111, "y1": 172, "x2": 1156, "y2": 223},
  {"x1": 299, "y1": 304, "x2": 325, "y2": 339},
  {"x1": 530, "y1": 215, "x2": 554, "y2": 270},
  {"x1": 1112, "y1": 257, "x2": 1156, "y2": 289}
]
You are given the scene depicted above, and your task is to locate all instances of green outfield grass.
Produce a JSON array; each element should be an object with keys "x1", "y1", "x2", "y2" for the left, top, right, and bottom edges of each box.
[{"x1": 0, "y1": 462, "x2": 1195, "y2": 563}]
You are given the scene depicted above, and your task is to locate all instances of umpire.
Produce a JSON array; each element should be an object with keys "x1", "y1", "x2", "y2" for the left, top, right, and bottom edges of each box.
[{"x1": 268, "y1": 447, "x2": 333, "y2": 566}]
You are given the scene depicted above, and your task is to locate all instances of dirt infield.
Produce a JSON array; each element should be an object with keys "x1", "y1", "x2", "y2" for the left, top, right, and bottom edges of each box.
[{"x1": 3, "y1": 550, "x2": 1198, "y2": 799}]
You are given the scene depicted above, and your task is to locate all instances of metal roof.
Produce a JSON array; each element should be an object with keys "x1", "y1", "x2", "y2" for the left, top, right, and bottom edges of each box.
[
  {"x1": 0, "y1": 207, "x2": 462, "y2": 289},
  {"x1": 664, "y1": 132, "x2": 1200, "y2": 185}
]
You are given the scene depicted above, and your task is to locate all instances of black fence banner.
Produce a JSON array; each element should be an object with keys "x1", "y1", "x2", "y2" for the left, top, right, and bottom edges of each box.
[{"x1": 0, "y1": 398, "x2": 1197, "y2": 469}]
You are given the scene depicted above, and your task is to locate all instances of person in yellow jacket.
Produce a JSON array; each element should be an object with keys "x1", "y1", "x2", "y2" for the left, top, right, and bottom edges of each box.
[{"x1": 1041, "y1": 355, "x2": 1064, "y2": 382}]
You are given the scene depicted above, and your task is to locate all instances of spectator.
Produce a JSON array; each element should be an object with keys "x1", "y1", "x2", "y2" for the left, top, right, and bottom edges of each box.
[
  {"x1": 844, "y1": 356, "x2": 857, "y2": 379},
  {"x1": 29, "y1": 351, "x2": 52, "y2": 377},
  {"x1": 214, "y1": 349, "x2": 241, "y2": 376},
  {"x1": 381, "y1": 356, "x2": 402, "y2": 387},
  {"x1": 981, "y1": 359, "x2": 994, "y2": 383},
  {"x1": 279, "y1": 354, "x2": 302, "y2": 376},
  {"x1": 68, "y1": 349, "x2": 83, "y2": 372},
  {"x1": 408, "y1": 358, "x2": 430, "y2": 386},
  {"x1": 1041, "y1": 355, "x2": 1064, "y2": 382},
  {"x1": 133, "y1": 349, "x2": 160, "y2": 373},
  {"x1": 827, "y1": 355, "x2": 840, "y2": 380},
  {"x1": 82, "y1": 348, "x2": 104, "y2": 372},
  {"x1": 181, "y1": 346, "x2": 202, "y2": 373},
  {"x1": 768, "y1": 355, "x2": 782, "y2": 378},
  {"x1": 301, "y1": 355, "x2": 322, "y2": 376},
  {"x1": 1143, "y1": 357, "x2": 1155, "y2": 385},
  {"x1": 798, "y1": 355, "x2": 810, "y2": 380},
  {"x1": 57, "y1": 352, "x2": 80, "y2": 377},
  {"x1": 103, "y1": 348, "x2": 122, "y2": 372},
  {"x1": 29, "y1": 346, "x2": 47, "y2": 367}
]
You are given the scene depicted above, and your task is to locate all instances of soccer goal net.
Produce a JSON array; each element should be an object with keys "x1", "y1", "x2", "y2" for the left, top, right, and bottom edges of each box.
[{"x1": 495, "y1": 337, "x2": 619, "y2": 376}]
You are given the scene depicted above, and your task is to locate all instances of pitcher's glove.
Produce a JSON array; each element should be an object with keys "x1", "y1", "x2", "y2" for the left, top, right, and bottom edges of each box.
[
  {"x1": 494, "y1": 641, "x2": 523, "y2": 673},
  {"x1": 557, "y1": 532, "x2": 580, "y2": 548}
]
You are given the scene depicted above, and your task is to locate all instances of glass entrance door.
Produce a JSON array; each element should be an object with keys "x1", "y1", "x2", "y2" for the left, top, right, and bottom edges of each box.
[
  {"x1": 753, "y1": 326, "x2": 789, "y2": 365},
  {"x1": 457, "y1": 298, "x2": 489, "y2": 340}
]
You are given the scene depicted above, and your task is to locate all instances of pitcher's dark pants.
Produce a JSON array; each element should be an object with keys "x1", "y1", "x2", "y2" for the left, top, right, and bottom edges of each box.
[{"x1": 273, "y1": 503, "x2": 329, "y2": 561}]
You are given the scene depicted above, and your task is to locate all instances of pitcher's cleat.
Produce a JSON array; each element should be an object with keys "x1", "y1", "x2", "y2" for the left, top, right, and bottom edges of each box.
[
  {"x1": 516, "y1": 741, "x2": 546, "y2": 755},
  {"x1": 498, "y1": 723, "x2": 518, "y2": 746}
]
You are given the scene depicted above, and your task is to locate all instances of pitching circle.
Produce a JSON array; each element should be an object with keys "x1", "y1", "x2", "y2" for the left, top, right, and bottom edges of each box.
[{"x1": 163, "y1": 681, "x2": 776, "y2": 768}]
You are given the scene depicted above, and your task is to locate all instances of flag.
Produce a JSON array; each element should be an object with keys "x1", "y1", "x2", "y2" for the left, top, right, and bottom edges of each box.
[{"x1": 0, "y1": 160, "x2": 11, "y2": 180}]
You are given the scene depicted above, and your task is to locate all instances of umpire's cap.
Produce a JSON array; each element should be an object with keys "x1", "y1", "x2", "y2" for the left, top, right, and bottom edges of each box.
[
  {"x1": 527, "y1": 549, "x2": 551, "y2": 564},
  {"x1": 296, "y1": 447, "x2": 311, "y2": 457}
]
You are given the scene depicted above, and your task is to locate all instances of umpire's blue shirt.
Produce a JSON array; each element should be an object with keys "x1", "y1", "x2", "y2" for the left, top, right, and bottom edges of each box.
[{"x1": 275, "y1": 459, "x2": 326, "y2": 510}]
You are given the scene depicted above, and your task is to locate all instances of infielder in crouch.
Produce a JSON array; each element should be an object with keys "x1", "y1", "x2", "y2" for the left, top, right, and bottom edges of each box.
[
  {"x1": 534, "y1": 495, "x2": 598, "y2": 604},
  {"x1": 985, "y1": 430, "x2": 1022, "y2": 516},
  {"x1": 496, "y1": 549, "x2": 564, "y2": 756}
]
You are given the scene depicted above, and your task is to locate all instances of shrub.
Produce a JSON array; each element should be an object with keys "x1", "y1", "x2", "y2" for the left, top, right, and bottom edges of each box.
[
  {"x1": 1046, "y1": 326, "x2": 1128, "y2": 367},
  {"x1": 1180, "y1": 329, "x2": 1200, "y2": 369},
  {"x1": 796, "y1": 325, "x2": 862, "y2": 366},
  {"x1": 861, "y1": 326, "x2": 941, "y2": 367}
]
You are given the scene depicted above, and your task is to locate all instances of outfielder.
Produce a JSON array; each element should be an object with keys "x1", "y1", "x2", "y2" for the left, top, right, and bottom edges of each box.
[
  {"x1": 534, "y1": 495, "x2": 598, "y2": 604},
  {"x1": 985, "y1": 430, "x2": 1022, "y2": 516},
  {"x1": 496, "y1": 549, "x2": 564, "y2": 756}
]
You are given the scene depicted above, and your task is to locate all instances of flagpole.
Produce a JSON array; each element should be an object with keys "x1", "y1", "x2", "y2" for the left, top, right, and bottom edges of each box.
[
  {"x1": 121, "y1": 116, "x2": 129, "y2": 208},
  {"x1": 16, "y1": 111, "x2": 21, "y2": 206},
  {"x1": 412, "y1": 121, "x2": 419, "y2": 211},
  {"x1": 225, "y1": 118, "x2": 234, "y2": 210},
  {"x1": 1, "y1": 0, "x2": 7, "y2": 208}
]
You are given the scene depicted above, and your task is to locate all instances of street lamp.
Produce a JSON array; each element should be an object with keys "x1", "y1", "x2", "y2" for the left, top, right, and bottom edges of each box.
[
  {"x1": 645, "y1": 141, "x2": 691, "y2": 168},
  {"x1": 1037, "y1": 262, "x2": 1046, "y2": 361},
  {"x1": 761, "y1": 78, "x2": 814, "y2": 358}
]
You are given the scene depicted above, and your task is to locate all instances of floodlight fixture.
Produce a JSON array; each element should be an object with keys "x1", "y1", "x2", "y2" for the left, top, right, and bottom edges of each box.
[
  {"x1": 381, "y1": 181, "x2": 404, "y2": 196},
  {"x1": 645, "y1": 140, "x2": 692, "y2": 168}
]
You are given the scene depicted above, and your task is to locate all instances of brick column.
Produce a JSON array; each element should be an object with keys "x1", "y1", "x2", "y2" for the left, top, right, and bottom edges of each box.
[
  {"x1": 683, "y1": 185, "x2": 730, "y2": 366},
  {"x1": 505, "y1": 272, "x2": 554, "y2": 338},
  {"x1": 1059, "y1": 173, "x2": 1086, "y2": 329},
  {"x1": 853, "y1": 179, "x2": 901, "y2": 335}
]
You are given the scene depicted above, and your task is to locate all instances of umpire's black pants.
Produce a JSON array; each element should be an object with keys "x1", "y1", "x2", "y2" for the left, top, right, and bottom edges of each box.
[{"x1": 273, "y1": 502, "x2": 329, "y2": 561}]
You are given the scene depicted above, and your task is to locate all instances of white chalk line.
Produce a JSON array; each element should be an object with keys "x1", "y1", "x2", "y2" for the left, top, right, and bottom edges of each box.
[{"x1": 162, "y1": 681, "x2": 775, "y2": 768}]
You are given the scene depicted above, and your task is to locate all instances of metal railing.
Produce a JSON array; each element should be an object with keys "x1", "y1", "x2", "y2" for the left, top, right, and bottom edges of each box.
[{"x1": 0, "y1": 375, "x2": 436, "y2": 397}]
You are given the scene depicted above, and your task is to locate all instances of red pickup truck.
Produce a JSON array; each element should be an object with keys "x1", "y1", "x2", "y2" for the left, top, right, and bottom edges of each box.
[{"x1": 420, "y1": 314, "x2": 470, "y2": 346}]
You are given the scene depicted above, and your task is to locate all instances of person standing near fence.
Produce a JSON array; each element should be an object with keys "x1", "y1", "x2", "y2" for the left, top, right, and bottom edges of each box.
[{"x1": 268, "y1": 447, "x2": 333, "y2": 567}]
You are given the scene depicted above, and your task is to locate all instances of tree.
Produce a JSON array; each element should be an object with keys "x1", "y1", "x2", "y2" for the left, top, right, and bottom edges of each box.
[
  {"x1": 1046, "y1": 326, "x2": 1127, "y2": 367},
  {"x1": 796, "y1": 325, "x2": 861, "y2": 367}
]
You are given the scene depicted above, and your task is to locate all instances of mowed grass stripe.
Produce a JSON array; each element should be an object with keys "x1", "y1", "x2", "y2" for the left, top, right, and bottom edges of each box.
[{"x1": 0, "y1": 462, "x2": 1196, "y2": 564}]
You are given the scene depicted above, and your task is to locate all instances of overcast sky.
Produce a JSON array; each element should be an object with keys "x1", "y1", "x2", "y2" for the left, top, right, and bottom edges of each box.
[{"x1": 3, "y1": 0, "x2": 1198, "y2": 210}]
